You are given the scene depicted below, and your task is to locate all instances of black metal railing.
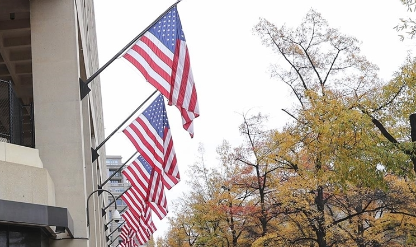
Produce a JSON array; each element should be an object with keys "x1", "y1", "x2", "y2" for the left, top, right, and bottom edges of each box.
[{"x1": 0, "y1": 79, "x2": 34, "y2": 148}]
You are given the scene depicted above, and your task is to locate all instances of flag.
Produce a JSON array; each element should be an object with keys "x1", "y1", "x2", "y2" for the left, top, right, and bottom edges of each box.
[
  {"x1": 121, "y1": 186, "x2": 145, "y2": 217},
  {"x1": 120, "y1": 224, "x2": 139, "y2": 247},
  {"x1": 123, "y1": 95, "x2": 180, "y2": 189},
  {"x1": 122, "y1": 156, "x2": 168, "y2": 219},
  {"x1": 122, "y1": 210, "x2": 151, "y2": 243},
  {"x1": 147, "y1": 171, "x2": 168, "y2": 219},
  {"x1": 120, "y1": 195, "x2": 157, "y2": 236},
  {"x1": 123, "y1": 154, "x2": 177, "y2": 190},
  {"x1": 122, "y1": 210, "x2": 141, "y2": 233},
  {"x1": 123, "y1": 6, "x2": 199, "y2": 137},
  {"x1": 143, "y1": 206, "x2": 157, "y2": 234}
]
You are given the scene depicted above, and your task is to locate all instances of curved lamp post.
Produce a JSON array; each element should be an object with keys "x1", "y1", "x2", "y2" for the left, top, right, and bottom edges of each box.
[{"x1": 86, "y1": 189, "x2": 121, "y2": 228}]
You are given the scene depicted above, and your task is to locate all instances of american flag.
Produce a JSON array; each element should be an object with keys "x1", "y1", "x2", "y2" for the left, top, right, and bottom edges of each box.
[
  {"x1": 123, "y1": 6, "x2": 199, "y2": 137},
  {"x1": 122, "y1": 210, "x2": 151, "y2": 244},
  {"x1": 119, "y1": 202, "x2": 157, "y2": 243},
  {"x1": 143, "y1": 206, "x2": 157, "y2": 234},
  {"x1": 147, "y1": 171, "x2": 168, "y2": 219},
  {"x1": 122, "y1": 158, "x2": 151, "y2": 199},
  {"x1": 120, "y1": 225, "x2": 129, "y2": 244},
  {"x1": 121, "y1": 186, "x2": 145, "y2": 217},
  {"x1": 120, "y1": 223, "x2": 138, "y2": 247},
  {"x1": 123, "y1": 95, "x2": 180, "y2": 189},
  {"x1": 135, "y1": 223, "x2": 150, "y2": 245},
  {"x1": 121, "y1": 155, "x2": 168, "y2": 219}
]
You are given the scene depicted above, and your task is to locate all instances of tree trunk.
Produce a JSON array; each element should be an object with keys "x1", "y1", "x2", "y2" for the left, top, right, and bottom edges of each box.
[
  {"x1": 356, "y1": 203, "x2": 365, "y2": 247},
  {"x1": 315, "y1": 186, "x2": 327, "y2": 247}
]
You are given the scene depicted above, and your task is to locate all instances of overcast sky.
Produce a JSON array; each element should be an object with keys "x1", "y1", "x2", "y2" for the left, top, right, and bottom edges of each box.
[{"x1": 93, "y1": 0, "x2": 414, "y2": 239}]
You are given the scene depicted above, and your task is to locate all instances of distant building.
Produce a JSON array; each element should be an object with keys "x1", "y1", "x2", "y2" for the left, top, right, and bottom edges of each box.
[{"x1": 106, "y1": 155, "x2": 129, "y2": 246}]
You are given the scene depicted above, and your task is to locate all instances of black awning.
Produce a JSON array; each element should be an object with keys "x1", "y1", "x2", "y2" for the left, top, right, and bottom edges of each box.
[{"x1": 0, "y1": 199, "x2": 74, "y2": 238}]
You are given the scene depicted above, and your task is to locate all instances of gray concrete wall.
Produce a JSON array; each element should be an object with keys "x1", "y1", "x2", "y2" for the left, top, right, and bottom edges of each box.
[
  {"x1": 0, "y1": 143, "x2": 55, "y2": 206},
  {"x1": 31, "y1": 0, "x2": 92, "y2": 246},
  {"x1": 30, "y1": 0, "x2": 107, "y2": 246}
]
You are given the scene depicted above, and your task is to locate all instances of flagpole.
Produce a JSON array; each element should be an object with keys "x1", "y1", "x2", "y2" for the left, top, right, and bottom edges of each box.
[
  {"x1": 120, "y1": 205, "x2": 128, "y2": 214},
  {"x1": 103, "y1": 187, "x2": 131, "y2": 211},
  {"x1": 108, "y1": 234, "x2": 121, "y2": 246},
  {"x1": 108, "y1": 222, "x2": 124, "y2": 237},
  {"x1": 91, "y1": 89, "x2": 158, "y2": 162},
  {"x1": 99, "y1": 151, "x2": 138, "y2": 189},
  {"x1": 79, "y1": 0, "x2": 182, "y2": 100}
]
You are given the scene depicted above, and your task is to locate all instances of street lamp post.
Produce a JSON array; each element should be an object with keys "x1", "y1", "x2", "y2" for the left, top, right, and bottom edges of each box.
[{"x1": 86, "y1": 189, "x2": 121, "y2": 230}]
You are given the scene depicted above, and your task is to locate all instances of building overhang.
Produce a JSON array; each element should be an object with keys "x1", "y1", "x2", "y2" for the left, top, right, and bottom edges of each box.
[{"x1": 0, "y1": 199, "x2": 74, "y2": 238}]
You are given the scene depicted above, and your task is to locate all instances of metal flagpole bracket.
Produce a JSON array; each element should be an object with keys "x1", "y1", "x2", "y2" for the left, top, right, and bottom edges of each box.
[
  {"x1": 79, "y1": 78, "x2": 91, "y2": 100},
  {"x1": 91, "y1": 147, "x2": 99, "y2": 163}
]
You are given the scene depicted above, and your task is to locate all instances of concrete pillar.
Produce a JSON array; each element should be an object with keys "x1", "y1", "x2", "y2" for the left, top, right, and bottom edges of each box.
[{"x1": 31, "y1": 0, "x2": 89, "y2": 246}]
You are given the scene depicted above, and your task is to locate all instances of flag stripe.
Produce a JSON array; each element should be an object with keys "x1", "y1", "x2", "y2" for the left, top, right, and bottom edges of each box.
[
  {"x1": 123, "y1": 127, "x2": 164, "y2": 174},
  {"x1": 122, "y1": 166, "x2": 148, "y2": 198},
  {"x1": 128, "y1": 45, "x2": 171, "y2": 88},
  {"x1": 121, "y1": 187, "x2": 145, "y2": 216},
  {"x1": 140, "y1": 33, "x2": 173, "y2": 73}
]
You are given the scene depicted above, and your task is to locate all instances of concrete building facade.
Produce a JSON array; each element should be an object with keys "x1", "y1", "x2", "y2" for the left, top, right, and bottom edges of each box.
[{"x1": 0, "y1": 0, "x2": 110, "y2": 247}]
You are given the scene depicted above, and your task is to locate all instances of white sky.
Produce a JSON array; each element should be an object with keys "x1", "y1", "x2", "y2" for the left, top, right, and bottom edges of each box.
[{"x1": 93, "y1": 0, "x2": 414, "y2": 240}]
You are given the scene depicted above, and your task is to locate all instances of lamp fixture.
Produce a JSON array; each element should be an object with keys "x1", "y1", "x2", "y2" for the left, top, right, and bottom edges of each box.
[{"x1": 86, "y1": 189, "x2": 121, "y2": 228}]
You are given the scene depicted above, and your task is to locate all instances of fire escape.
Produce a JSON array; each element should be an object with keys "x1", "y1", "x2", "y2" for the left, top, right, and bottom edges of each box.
[{"x1": 0, "y1": 0, "x2": 34, "y2": 147}]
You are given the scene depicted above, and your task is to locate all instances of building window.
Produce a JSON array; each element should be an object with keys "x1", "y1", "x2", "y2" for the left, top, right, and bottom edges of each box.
[
  {"x1": 106, "y1": 159, "x2": 119, "y2": 165},
  {"x1": 116, "y1": 199, "x2": 125, "y2": 206},
  {"x1": 0, "y1": 225, "x2": 47, "y2": 247},
  {"x1": 108, "y1": 170, "x2": 121, "y2": 177}
]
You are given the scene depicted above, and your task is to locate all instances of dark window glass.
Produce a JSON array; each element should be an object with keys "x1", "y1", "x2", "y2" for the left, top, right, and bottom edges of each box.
[
  {"x1": 0, "y1": 231, "x2": 7, "y2": 247},
  {"x1": 9, "y1": 230, "x2": 39, "y2": 247},
  {"x1": 0, "y1": 226, "x2": 44, "y2": 247}
]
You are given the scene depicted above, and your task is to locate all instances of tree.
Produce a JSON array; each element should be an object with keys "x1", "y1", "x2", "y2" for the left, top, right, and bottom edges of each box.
[
  {"x1": 395, "y1": 0, "x2": 416, "y2": 40},
  {"x1": 161, "y1": 8, "x2": 416, "y2": 247},
  {"x1": 160, "y1": 145, "x2": 254, "y2": 247},
  {"x1": 253, "y1": 9, "x2": 416, "y2": 246}
]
